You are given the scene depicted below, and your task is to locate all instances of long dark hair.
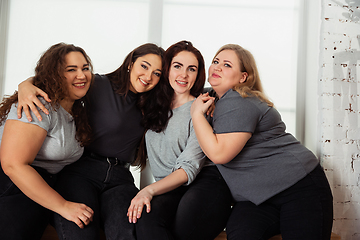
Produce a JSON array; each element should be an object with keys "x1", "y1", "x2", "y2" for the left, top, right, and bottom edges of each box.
[
  {"x1": 143, "y1": 40, "x2": 205, "y2": 133},
  {"x1": 135, "y1": 40, "x2": 206, "y2": 170},
  {"x1": 0, "y1": 42, "x2": 93, "y2": 146},
  {"x1": 162, "y1": 40, "x2": 206, "y2": 100},
  {"x1": 105, "y1": 43, "x2": 165, "y2": 95},
  {"x1": 106, "y1": 43, "x2": 166, "y2": 170}
]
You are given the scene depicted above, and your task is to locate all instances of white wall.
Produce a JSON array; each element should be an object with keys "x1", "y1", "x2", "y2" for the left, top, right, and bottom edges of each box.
[
  {"x1": 319, "y1": 0, "x2": 360, "y2": 239},
  {"x1": 3, "y1": 0, "x2": 151, "y2": 95}
]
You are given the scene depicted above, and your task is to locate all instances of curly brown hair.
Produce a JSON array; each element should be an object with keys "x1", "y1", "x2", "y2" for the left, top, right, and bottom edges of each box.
[{"x1": 0, "y1": 42, "x2": 93, "y2": 146}]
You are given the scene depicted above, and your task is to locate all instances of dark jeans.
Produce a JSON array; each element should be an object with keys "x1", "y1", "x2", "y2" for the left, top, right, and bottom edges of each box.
[
  {"x1": 226, "y1": 164, "x2": 334, "y2": 240},
  {"x1": 136, "y1": 165, "x2": 233, "y2": 240},
  {"x1": 0, "y1": 165, "x2": 56, "y2": 240},
  {"x1": 53, "y1": 155, "x2": 139, "y2": 240}
]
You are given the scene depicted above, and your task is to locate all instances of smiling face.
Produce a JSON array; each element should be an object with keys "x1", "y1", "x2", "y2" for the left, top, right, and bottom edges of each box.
[
  {"x1": 129, "y1": 54, "x2": 162, "y2": 94},
  {"x1": 62, "y1": 51, "x2": 92, "y2": 104},
  {"x1": 168, "y1": 51, "x2": 198, "y2": 97},
  {"x1": 208, "y1": 49, "x2": 248, "y2": 98}
]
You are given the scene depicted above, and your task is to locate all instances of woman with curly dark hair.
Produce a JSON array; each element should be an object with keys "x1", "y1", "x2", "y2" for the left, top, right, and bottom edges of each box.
[
  {"x1": 127, "y1": 41, "x2": 233, "y2": 240},
  {"x1": 16, "y1": 43, "x2": 165, "y2": 240},
  {"x1": 0, "y1": 42, "x2": 94, "y2": 239}
]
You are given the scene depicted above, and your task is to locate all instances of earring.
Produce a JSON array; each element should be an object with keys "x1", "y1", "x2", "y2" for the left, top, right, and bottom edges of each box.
[{"x1": 127, "y1": 69, "x2": 129, "y2": 72}]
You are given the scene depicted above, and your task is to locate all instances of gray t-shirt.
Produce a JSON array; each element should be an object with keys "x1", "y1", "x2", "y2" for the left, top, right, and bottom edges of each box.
[
  {"x1": 145, "y1": 100, "x2": 206, "y2": 185},
  {"x1": 214, "y1": 89, "x2": 319, "y2": 205},
  {"x1": 0, "y1": 98, "x2": 83, "y2": 174}
]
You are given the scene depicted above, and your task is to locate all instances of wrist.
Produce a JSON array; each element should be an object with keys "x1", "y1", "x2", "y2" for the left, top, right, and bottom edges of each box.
[
  {"x1": 143, "y1": 186, "x2": 155, "y2": 196},
  {"x1": 192, "y1": 111, "x2": 205, "y2": 121}
]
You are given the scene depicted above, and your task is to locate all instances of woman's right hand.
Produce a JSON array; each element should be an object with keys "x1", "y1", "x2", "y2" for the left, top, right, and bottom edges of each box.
[
  {"x1": 17, "y1": 77, "x2": 51, "y2": 122},
  {"x1": 59, "y1": 201, "x2": 94, "y2": 229},
  {"x1": 127, "y1": 188, "x2": 153, "y2": 224}
]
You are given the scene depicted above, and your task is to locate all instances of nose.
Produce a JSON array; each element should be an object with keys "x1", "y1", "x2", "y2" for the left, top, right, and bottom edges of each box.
[
  {"x1": 77, "y1": 69, "x2": 86, "y2": 79},
  {"x1": 144, "y1": 71, "x2": 152, "y2": 81},
  {"x1": 214, "y1": 65, "x2": 221, "y2": 72},
  {"x1": 179, "y1": 68, "x2": 187, "y2": 79}
]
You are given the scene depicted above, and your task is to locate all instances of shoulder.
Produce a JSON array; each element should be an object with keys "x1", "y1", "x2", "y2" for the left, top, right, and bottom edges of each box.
[
  {"x1": 92, "y1": 74, "x2": 110, "y2": 87},
  {"x1": 6, "y1": 97, "x2": 52, "y2": 131},
  {"x1": 217, "y1": 90, "x2": 259, "y2": 112},
  {"x1": 87, "y1": 73, "x2": 113, "y2": 96}
]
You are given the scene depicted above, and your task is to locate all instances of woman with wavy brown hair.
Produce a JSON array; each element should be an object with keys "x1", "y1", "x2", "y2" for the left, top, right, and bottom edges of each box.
[
  {"x1": 0, "y1": 42, "x2": 94, "y2": 240},
  {"x1": 15, "y1": 43, "x2": 165, "y2": 240}
]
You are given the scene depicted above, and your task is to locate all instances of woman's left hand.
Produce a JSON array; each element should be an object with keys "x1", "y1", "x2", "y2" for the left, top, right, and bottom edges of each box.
[{"x1": 127, "y1": 188, "x2": 153, "y2": 223}]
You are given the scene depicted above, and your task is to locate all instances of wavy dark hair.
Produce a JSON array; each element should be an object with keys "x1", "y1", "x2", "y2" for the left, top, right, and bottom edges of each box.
[
  {"x1": 144, "y1": 40, "x2": 205, "y2": 132},
  {"x1": 105, "y1": 43, "x2": 168, "y2": 133},
  {"x1": 135, "y1": 40, "x2": 206, "y2": 170},
  {"x1": 105, "y1": 43, "x2": 165, "y2": 95},
  {"x1": 0, "y1": 42, "x2": 93, "y2": 146},
  {"x1": 106, "y1": 43, "x2": 166, "y2": 169}
]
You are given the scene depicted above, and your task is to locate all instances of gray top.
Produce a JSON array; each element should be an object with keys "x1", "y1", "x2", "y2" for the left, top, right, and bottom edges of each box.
[
  {"x1": 214, "y1": 89, "x2": 319, "y2": 205},
  {"x1": 0, "y1": 98, "x2": 83, "y2": 174},
  {"x1": 145, "y1": 100, "x2": 206, "y2": 185}
]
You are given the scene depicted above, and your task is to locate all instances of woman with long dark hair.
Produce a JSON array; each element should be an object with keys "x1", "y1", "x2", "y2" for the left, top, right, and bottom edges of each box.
[
  {"x1": 15, "y1": 43, "x2": 165, "y2": 240},
  {"x1": 128, "y1": 41, "x2": 232, "y2": 240}
]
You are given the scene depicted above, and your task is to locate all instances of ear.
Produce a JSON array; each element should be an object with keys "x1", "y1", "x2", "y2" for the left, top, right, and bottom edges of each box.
[
  {"x1": 239, "y1": 72, "x2": 248, "y2": 83},
  {"x1": 128, "y1": 62, "x2": 134, "y2": 71}
]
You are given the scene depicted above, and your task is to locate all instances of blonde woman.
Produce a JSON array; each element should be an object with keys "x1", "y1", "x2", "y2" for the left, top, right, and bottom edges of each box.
[{"x1": 191, "y1": 44, "x2": 333, "y2": 240}]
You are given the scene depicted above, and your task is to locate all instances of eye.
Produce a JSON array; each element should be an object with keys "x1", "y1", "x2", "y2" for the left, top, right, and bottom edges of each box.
[
  {"x1": 83, "y1": 67, "x2": 90, "y2": 71},
  {"x1": 173, "y1": 64, "x2": 181, "y2": 69},
  {"x1": 189, "y1": 67, "x2": 197, "y2": 72},
  {"x1": 141, "y1": 64, "x2": 148, "y2": 70},
  {"x1": 212, "y1": 60, "x2": 219, "y2": 64},
  {"x1": 154, "y1": 72, "x2": 161, "y2": 77},
  {"x1": 224, "y1": 63, "x2": 232, "y2": 68},
  {"x1": 66, "y1": 68, "x2": 75, "y2": 72}
]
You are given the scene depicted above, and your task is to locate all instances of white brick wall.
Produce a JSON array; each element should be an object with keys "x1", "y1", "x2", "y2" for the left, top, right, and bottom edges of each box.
[{"x1": 319, "y1": 0, "x2": 360, "y2": 239}]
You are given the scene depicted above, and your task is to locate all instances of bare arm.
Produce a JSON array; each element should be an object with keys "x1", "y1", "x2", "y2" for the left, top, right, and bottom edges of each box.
[
  {"x1": 127, "y1": 168, "x2": 188, "y2": 223},
  {"x1": 0, "y1": 120, "x2": 93, "y2": 228},
  {"x1": 191, "y1": 94, "x2": 252, "y2": 164},
  {"x1": 17, "y1": 77, "x2": 51, "y2": 122}
]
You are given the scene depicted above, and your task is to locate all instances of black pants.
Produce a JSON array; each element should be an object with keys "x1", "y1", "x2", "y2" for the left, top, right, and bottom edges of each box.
[
  {"x1": 136, "y1": 165, "x2": 233, "y2": 240},
  {"x1": 0, "y1": 165, "x2": 56, "y2": 240},
  {"x1": 226, "y1": 164, "x2": 333, "y2": 240},
  {"x1": 53, "y1": 155, "x2": 138, "y2": 240}
]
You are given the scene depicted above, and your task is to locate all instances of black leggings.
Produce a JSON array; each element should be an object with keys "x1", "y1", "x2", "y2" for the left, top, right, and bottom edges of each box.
[
  {"x1": 135, "y1": 166, "x2": 233, "y2": 240},
  {"x1": 226, "y1": 164, "x2": 333, "y2": 240}
]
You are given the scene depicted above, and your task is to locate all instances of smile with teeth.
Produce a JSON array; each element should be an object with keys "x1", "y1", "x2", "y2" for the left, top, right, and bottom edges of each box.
[
  {"x1": 176, "y1": 80, "x2": 187, "y2": 86},
  {"x1": 140, "y1": 78, "x2": 149, "y2": 86},
  {"x1": 73, "y1": 83, "x2": 86, "y2": 87}
]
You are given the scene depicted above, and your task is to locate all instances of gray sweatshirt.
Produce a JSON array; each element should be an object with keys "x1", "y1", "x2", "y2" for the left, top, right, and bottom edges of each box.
[{"x1": 145, "y1": 100, "x2": 206, "y2": 185}]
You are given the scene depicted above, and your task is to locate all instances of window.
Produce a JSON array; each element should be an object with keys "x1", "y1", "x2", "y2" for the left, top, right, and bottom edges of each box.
[
  {"x1": 2, "y1": 0, "x2": 303, "y2": 186},
  {"x1": 161, "y1": 0, "x2": 300, "y2": 136}
]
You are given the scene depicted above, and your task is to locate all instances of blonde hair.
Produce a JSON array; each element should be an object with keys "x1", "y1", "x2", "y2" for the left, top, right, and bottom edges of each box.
[{"x1": 214, "y1": 44, "x2": 273, "y2": 107}]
